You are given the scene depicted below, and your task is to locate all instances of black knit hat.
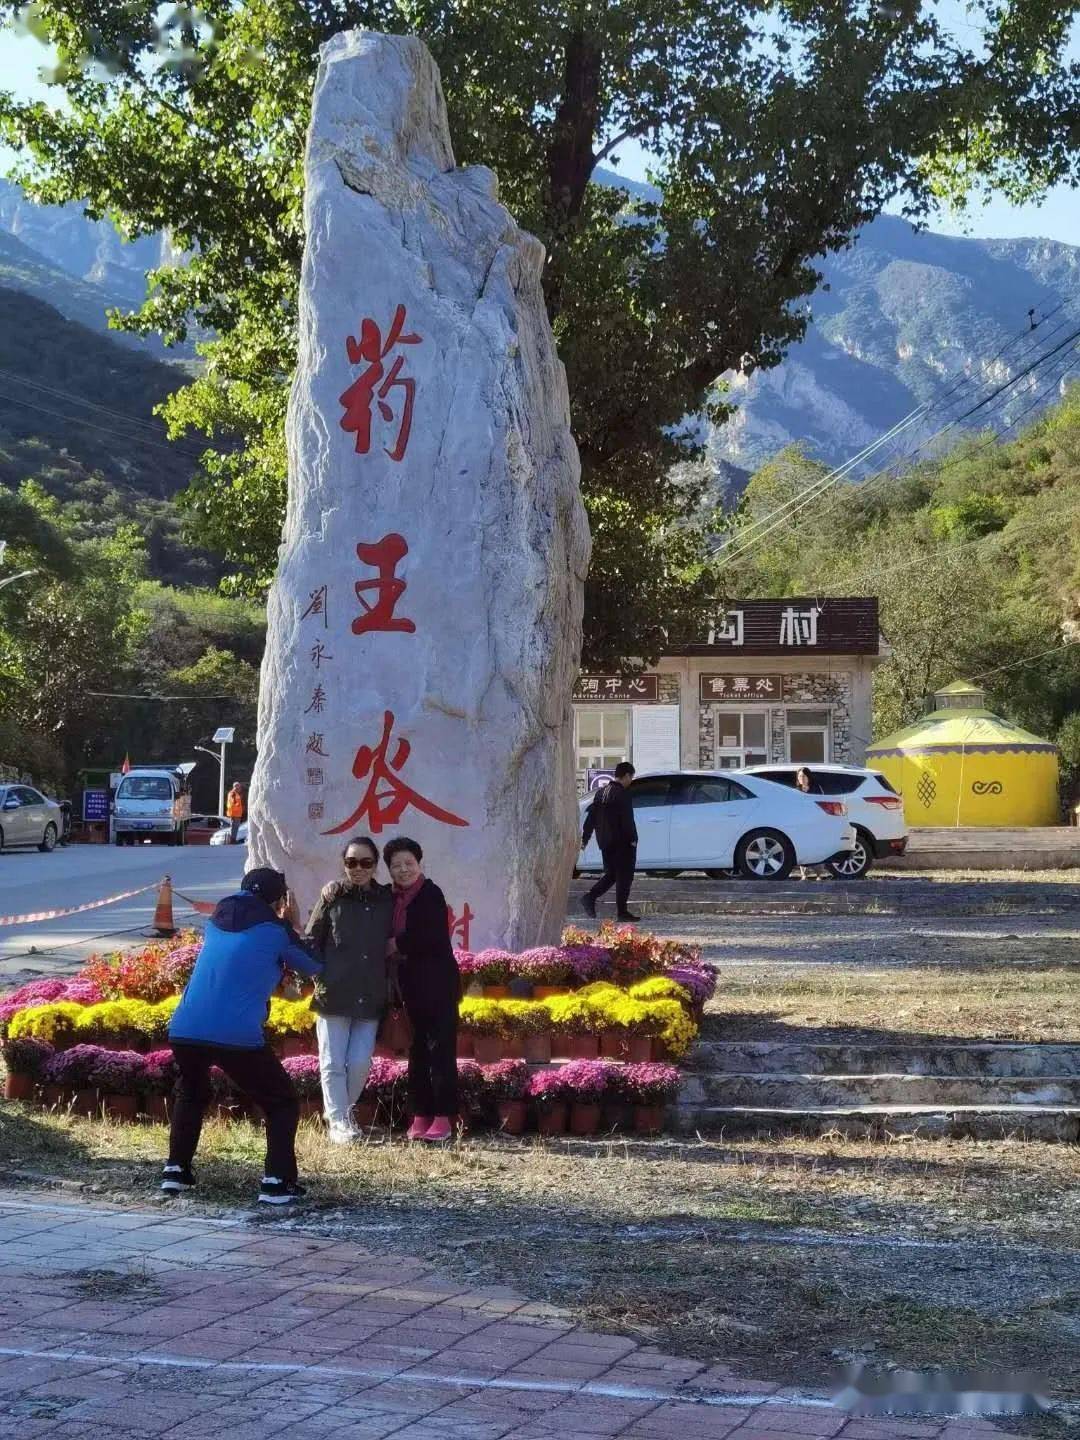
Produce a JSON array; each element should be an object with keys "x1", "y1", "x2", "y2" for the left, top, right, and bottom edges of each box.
[{"x1": 240, "y1": 867, "x2": 287, "y2": 906}]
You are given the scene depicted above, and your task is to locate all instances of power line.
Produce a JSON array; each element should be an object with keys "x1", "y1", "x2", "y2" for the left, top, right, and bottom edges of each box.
[
  {"x1": 970, "y1": 637, "x2": 1080, "y2": 682},
  {"x1": 0, "y1": 387, "x2": 204, "y2": 461},
  {"x1": 84, "y1": 691, "x2": 238, "y2": 701},
  {"x1": 720, "y1": 298, "x2": 1080, "y2": 567}
]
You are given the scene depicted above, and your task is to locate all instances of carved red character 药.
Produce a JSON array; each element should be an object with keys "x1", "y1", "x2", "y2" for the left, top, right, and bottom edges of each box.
[
  {"x1": 323, "y1": 710, "x2": 469, "y2": 837},
  {"x1": 353, "y1": 533, "x2": 415, "y2": 636},
  {"x1": 339, "y1": 303, "x2": 421, "y2": 461}
]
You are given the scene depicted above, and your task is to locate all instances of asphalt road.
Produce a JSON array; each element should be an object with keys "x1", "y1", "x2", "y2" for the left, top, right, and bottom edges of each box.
[{"x1": 0, "y1": 841, "x2": 244, "y2": 976}]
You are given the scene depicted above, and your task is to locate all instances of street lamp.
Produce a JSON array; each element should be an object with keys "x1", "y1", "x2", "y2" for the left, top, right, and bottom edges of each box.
[{"x1": 194, "y1": 726, "x2": 235, "y2": 818}]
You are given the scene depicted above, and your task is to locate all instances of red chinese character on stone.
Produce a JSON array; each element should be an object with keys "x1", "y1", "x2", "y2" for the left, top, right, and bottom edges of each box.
[
  {"x1": 339, "y1": 303, "x2": 421, "y2": 462},
  {"x1": 447, "y1": 903, "x2": 474, "y2": 951},
  {"x1": 352, "y1": 533, "x2": 415, "y2": 636},
  {"x1": 323, "y1": 710, "x2": 469, "y2": 837}
]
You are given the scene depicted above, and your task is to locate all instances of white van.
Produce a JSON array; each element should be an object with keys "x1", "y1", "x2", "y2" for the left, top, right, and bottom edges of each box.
[{"x1": 113, "y1": 764, "x2": 195, "y2": 846}]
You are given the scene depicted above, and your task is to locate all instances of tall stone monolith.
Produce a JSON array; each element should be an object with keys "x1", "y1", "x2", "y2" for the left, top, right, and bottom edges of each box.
[{"x1": 249, "y1": 30, "x2": 590, "y2": 949}]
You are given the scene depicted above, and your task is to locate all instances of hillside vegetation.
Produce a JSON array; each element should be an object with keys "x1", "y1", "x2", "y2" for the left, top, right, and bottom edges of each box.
[{"x1": 724, "y1": 384, "x2": 1080, "y2": 786}]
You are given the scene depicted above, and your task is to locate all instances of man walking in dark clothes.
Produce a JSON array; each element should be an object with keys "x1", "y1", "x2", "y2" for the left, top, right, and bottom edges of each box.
[{"x1": 581, "y1": 762, "x2": 640, "y2": 922}]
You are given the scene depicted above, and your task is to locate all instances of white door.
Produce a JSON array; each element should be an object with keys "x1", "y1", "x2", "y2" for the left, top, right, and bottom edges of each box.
[
  {"x1": 19, "y1": 788, "x2": 49, "y2": 845},
  {"x1": 668, "y1": 775, "x2": 755, "y2": 869},
  {"x1": 0, "y1": 789, "x2": 27, "y2": 844},
  {"x1": 625, "y1": 776, "x2": 674, "y2": 866}
]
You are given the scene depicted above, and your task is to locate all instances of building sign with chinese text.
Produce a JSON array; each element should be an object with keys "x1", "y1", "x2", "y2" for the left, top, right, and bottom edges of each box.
[
  {"x1": 674, "y1": 598, "x2": 878, "y2": 656},
  {"x1": 574, "y1": 675, "x2": 660, "y2": 702},
  {"x1": 700, "y1": 674, "x2": 783, "y2": 703}
]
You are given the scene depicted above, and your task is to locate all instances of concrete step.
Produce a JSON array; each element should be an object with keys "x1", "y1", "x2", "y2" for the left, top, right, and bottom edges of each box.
[
  {"x1": 690, "y1": 1041, "x2": 1080, "y2": 1078},
  {"x1": 671, "y1": 1103, "x2": 1080, "y2": 1140},
  {"x1": 679, "y1": 1071, "x2": 1080, "y2": 1108}
]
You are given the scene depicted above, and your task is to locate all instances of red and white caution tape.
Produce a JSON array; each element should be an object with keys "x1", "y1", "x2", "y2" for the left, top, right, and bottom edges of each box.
[{"x1": 0, "y1": 882, "x2": 159, "y2": 928}]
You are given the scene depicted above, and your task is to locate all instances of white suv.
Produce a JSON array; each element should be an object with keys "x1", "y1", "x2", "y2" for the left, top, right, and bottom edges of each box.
[{"x1": 741, "y1": 764, "x2": 907, "y2": 878}]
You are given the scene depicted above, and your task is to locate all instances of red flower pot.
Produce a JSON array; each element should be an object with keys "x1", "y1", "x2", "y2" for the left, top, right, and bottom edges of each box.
[
  {"x1": 502, "y1": 1035, "x2": 526, "y2": 1060},
  {"x1": 72, "y1": 1088, "x2": 99, "y2": 1118},
  {"x1": 524, "y1": 1032, "x2": 552, "y2": 1064},
  {"x1": 496, "y1": 1100, "x2": 527, "y2": 1135},
  {"x1": 455, "y1": 1032, "x2": 474, "y2": 1059},
  {"x1": 279, "y1": 1036, "x2": 308, "y2": 1059},
  {"x1": 103, "y1": 1094, "x2": 138, "y2": 1122},
  {"x1": 536, "y1": 1102, "x2": 567, "y2": 1136},
  {"x1": 569, "y1": 1102, "x2": 602, "y2": 1136},
  {"x1": 482, "y1": 985, "x2": 511, "y2": 999},
  {"x1": 353, "y1": 1099, "x2": 377, "y2": 1128},
  {"x1": 473, "y1": 1034, "x2": 503, "y2": 1064},
  {"x1": 4, "y1": 1072, "x2": 34, "y2": 1102},
  {"x1": 599, "y1": 1029, "x2": 627, "y2": 1060},
  {"x1": 567, "y1": 1033, "x2": 600, "y2": 1060},
  {"x1": 533, "y1": 985, "x2": 569, "y2": 1000},
  {"x1": 601, "y1": 1102, "x2": 629, "y2": 1133},
  {"x1": 627, "y1": 1034, "x2": 654, "y2": 1063},
  {"x1": 145, "y1": 1094, "x2": 169, "y2": 1124},
  {"x1": 633, "y1": 1104, "x2": 665, "y2": 1135}
]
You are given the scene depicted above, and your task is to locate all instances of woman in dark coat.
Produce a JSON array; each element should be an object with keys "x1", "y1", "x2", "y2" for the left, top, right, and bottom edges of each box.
[
  {"x1": 383, "y1": 835, "x2": 459, "y2": 1142},
  {"x1": 307, "y1": 836, "x2": 394, "y2": 1143}
]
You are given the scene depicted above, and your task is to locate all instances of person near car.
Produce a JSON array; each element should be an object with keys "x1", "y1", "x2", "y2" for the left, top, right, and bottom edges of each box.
[
  {"x1": 162, "y1": 867, "x2": 323, "y2": 1206},
  {"x1": 384, "y1": 836, "x2": 460, "y2": 1143},
  {"x1": 795, "y1": 767, "x2": 821, "y2": 795},
  {"x1": 226, "y1": 782, "x2": 245, "y2": 844},
  {"x1": 581, "y1": 762, "x2": 640, "y2": 922},
  {"x1": 306, "y1": 836, "x2": 394, "y2": 1145}
]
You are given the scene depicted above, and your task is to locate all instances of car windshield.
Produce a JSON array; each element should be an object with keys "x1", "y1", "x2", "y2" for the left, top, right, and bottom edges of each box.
[{"x1": 118, "y1": 777, "x2": 172, "y2": 801}]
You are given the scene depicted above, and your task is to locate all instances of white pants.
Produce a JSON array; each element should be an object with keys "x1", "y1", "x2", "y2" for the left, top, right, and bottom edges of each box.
[{"x1": 315, "y1": 1014, "x2": 379, "y2": 1130}]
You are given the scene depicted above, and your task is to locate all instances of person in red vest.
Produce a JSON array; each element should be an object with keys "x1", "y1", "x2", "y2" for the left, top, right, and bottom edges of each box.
[{"x1": 226, "y1": 782, "x2": 245, "y2": 844}]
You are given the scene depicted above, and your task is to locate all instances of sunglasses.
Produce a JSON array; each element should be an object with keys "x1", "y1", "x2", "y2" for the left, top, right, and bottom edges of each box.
[{"x1": 344, "y1": 856, "x2": 376, "y2": 870}]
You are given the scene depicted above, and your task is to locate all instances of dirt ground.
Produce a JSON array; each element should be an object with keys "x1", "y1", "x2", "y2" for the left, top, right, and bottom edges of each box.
[{"x1": 2, "y1": 873, "x2": 1078, "y2": 1425}]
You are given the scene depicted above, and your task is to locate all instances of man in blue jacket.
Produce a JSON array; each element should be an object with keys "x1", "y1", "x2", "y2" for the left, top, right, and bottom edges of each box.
[{"x1": 162, "y1": 868, "x2": 323, "y2": 1205}]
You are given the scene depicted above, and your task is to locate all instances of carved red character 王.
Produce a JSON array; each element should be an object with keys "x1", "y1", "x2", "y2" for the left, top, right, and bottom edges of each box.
[
  {"x1": 352, "y1": 533, "x2": 415, "y2": 635},
  {"x1": 339, "y1": 303, "x2": 421, "y2": 461},
  {"x1": 323, "y1": 710, "x2": 469, "y2": 837}
]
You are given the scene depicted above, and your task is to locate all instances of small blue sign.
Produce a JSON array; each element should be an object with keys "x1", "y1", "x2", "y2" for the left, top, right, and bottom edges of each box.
[
  {"x1": 587, "y1": 769, "x2": 615, "y2": 792},
  {"x1": 83, "y1": 789, "x2": 109, "y2": 823}
]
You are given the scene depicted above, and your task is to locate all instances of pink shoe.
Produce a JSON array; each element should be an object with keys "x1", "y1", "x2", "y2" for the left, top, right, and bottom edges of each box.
[
  {"x1": 422, "y1": 1116, "x2": 453, "y2": 1142},
  {"x1": 406, "y1": 1115, "x2": 432, "y2": 1140}
]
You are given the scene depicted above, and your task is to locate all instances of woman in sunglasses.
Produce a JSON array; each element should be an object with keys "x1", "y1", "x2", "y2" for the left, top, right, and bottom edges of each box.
[{"x1": 307, "y1": 836, "x2": 394, "y2": 1143}]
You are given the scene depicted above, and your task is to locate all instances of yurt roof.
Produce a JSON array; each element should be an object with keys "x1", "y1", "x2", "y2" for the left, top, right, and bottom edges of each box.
[{"x1": 868, "y1": 706, "x2": 1057, "y2": 758}]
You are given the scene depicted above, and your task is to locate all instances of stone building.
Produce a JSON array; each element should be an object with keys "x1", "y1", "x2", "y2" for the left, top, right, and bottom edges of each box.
[{"x1": 573, "y1": 598, "x2": 882, "y2": 792}]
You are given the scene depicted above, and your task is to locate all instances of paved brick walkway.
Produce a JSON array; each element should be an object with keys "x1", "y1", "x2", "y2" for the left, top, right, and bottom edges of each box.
[{"x1": 0, "y1": 1191, "x2": 1011, "y2": 1439}]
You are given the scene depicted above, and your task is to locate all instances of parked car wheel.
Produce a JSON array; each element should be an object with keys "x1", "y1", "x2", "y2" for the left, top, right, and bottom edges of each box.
[
  {"x1": 0, "y1": 826, "x2": 5, "y2": 853},
  {"x1": 736, "y1": 829, "x2": 795, "y2": 881},
  {"x1": 825, "y1": 829, "x2": 874, "y2": 879},
  {"x1": 39, "y1": 823, "x2": 58, "y2": 853}
]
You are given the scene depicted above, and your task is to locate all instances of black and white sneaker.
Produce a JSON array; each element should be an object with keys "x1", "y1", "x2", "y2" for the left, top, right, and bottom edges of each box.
[
  {"x1": 160, "y1": 1164, "x2": 195, "y2": 1194},
  {"x1": 258, "y1": 1177, "x2": 307, "y2": 1206}
]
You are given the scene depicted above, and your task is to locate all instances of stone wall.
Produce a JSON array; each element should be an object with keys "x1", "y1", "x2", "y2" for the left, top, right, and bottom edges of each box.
[{"x1": 696, "y1": 671, "x2": 855, "y2": 767}]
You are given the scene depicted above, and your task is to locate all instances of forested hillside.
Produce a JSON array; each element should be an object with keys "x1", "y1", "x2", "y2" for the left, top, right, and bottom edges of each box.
[{"x1": 723, "y1": 385, "x2": 1080, "y2": 785}]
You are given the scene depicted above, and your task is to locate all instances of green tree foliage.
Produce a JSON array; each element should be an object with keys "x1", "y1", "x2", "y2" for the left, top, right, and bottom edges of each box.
[
  {"x1": 721, "y1": 387, "x2": 1080, "y2": 746},
  {"x1": 3, "y1": 1, "x2": 1079, "y2": 663}
]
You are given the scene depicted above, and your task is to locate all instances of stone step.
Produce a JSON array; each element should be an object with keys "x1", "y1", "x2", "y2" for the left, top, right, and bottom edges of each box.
[
  {"x1": 671, "y1": 1103, "x2": 1080, "y2": 1141},
  {"x1": 690, "y1": 1040, "x2": 1080, "y2": 1078},
  {"x1": 679, "y1": 1071, "x2": 1080, "y2": 1108}
]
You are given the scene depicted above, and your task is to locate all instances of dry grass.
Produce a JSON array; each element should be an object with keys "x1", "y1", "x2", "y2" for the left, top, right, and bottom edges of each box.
[
  {"x1": 707, "y1": 963, "x2": 1080, "y2": 1042},
  {"x1": 2, "y1": 1103, "x2": 1078, "y2": 1414}
]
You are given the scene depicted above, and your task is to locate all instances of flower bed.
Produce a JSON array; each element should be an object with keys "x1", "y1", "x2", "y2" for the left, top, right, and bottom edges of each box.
[{"x1": 0, "y1": 924, "x2": 710, "y2": 1133}]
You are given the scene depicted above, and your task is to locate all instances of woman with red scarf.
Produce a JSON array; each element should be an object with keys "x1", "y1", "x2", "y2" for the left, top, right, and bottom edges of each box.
[{"x1": 384, "y1": 836, "x2": 460, "y2": 1142}]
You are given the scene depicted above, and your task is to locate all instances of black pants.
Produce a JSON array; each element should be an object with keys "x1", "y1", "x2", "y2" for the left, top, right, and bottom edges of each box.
[
  {"x1": 585, "y1": 841, "x2": 636, "y2": 914},
  {"x1": 229, "y1": 817, "x2": 241, "y2": 843},
  {"x1": 169, "y1": 1043, "x2": 300, "y2": 1182},
  {"x1": 402, "y1": 999, "x2": 459, "y2": 1117}
]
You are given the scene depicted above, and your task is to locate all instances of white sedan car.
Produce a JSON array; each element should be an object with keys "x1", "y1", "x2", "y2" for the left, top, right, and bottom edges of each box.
[
  {"x1": 578, "y1": 770, "x2": 855, "y2": 881},
  {"x1": 209, "y1": 818, "x2": 248, "y2": 846}
]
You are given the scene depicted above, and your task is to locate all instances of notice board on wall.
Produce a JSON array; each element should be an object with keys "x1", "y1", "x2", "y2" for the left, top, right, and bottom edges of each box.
[{"x1": 632, "y1": 705, "x2": 680, "y2": 772}]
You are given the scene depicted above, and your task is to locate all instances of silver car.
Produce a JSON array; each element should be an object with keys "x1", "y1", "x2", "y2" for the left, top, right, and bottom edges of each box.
[{"x1": 0, "y1": 784, "x2": 63, "y2": 853}]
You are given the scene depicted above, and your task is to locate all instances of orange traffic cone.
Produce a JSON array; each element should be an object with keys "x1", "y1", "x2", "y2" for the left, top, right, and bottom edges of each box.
[{"x1": 152, "y1": 875, "x2": 176, "y2": 937}]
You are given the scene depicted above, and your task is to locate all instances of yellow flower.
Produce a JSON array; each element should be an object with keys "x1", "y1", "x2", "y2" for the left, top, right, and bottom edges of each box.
[
  {"x1": 8, "y1": 1002, "x2": 84, "y2": 1045},
  {"x1": 629, "y1": 976, "x2": 692, "y2": 1006},
  {"x1": 267, "y1": 997, "x2": 314, "y2": 1036}
]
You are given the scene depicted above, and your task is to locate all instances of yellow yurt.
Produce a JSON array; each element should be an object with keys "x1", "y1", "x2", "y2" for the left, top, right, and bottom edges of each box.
[{"x1": 867, "y1": 681, "x2": 1060, "y2": 827}]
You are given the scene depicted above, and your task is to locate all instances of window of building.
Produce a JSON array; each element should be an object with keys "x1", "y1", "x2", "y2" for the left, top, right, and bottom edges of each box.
[
  {"x1": 711, "y1": 709, "x2": 769, "y2": 768},
  {"x1": 575, "y1": 707, "x2": 630, "y2": 777},
  {"x1": 786, "y1": 708, "x2": 831, "y2": 764}
]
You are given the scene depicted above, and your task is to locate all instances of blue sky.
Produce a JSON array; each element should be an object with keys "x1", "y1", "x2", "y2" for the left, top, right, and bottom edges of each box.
[{"x1": 2, "y1": 21, "x2": 1078, "y2": 245}]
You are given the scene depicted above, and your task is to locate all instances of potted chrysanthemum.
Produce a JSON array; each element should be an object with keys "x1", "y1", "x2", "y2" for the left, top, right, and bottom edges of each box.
[
  {"x1": 282, "y1": 1054, "x2": 322, "y2": 1120},
  {"x1": 142, "y1": 1049, "x2": 177, "y2": 1122},
  {"x1": 46, "y1": 1044, "x2": 104, "y2": 1115},
  {"x1": 90, "y1": 1050, "x2": 145, "y2": 1121},
  {"x1": 482, "y1": 1059, "x2": 529, "y2": 1134},
  {"x1": 619, "y1": 1062, "x2": 681, "y2": 1134},
  {"x1": 527, "y1": 1067, "x2": 572, "y2": 1136},
  {"x1": 559, "y1": 1059, "x2": 620, "y2": 1136},
  {"x1": 1, "y1": 1035, "x2": 53, "y2": 1102}
]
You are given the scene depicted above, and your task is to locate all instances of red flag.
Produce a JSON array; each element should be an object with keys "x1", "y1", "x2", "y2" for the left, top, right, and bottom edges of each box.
[{"x1": 121, "y1": 754, "x2": 131, "y2": 775}]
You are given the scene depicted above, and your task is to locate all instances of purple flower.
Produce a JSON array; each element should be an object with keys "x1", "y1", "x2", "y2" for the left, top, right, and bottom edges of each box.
[
  {"x1": 528, "y1": 1060, "x2": 622, "y2": 1103},
  {"x1": 616, "y1": 1062, "x2": 682, "y2": 1104},
  {"x1": 44, "y1": 1044, "x2": 105, "y2": 1088},
  {"x1": 479, "y1": 1059, "x2": 528, "y2": 1101},
  {"x1": 89, "y1": 1049, "x2": 145, "y2": 1095},
  {"x1": 663, "y1": 963, "x2": 715, "y2": 1006},
  {"x1": 1, "y1": 1035, "x2": 53, "y2": 1077},
  {"x1": 283, "y1": 1053, "x2": 321, "y2": 1098},
  {"x1": 143, "y1": 1049, "x2": 177, "y2": 1096}
]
